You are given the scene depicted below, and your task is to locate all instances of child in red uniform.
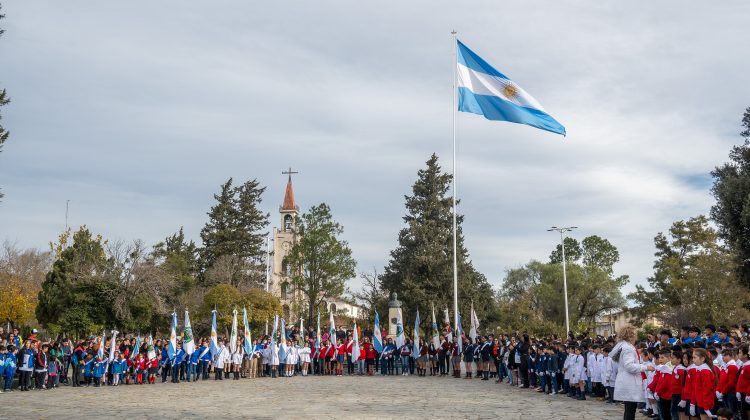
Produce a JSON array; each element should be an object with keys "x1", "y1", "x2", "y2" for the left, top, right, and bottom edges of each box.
[
  {"x1": 716, "y1": 348, "x2": 739, "y2": 411},
  {"x1": 653, "y1": 350, "x2": 674, "y2": 420},
  {"x1": 690, "y1": 348, "x2": 717, "y2": 419},
  {"x1": 669, "y1": 350, "x2": 686, "y2": 420},
  {"x1": 735, "y1": 345, "x2": 750, "y2": 420},
  {"x1": 680, "y1": 350, "x2": 696, "y2": 417},
  {"x1": 364, "y1": 339, "x2": 376, "y2": 375}
]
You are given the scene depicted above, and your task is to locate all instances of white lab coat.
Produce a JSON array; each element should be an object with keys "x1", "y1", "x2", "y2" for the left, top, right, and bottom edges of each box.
[
  {"x1": 612, "y1": 341, "x2": 647, "y2": 403},
  {"x1": 214, "y1": 345, "x2": 229, "y2": 369}
]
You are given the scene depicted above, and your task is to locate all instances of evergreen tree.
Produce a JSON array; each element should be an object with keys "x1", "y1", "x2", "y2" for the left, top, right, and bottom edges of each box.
[
  {"x1": 0, "y1": 4, "x2": 10, "y2": 201},
  {"x1": 152, "y1": 227, "x2": 199, "y2": 306},
  {"x1": 200, "y1": 178, "x2": 269, "y2": 288},
  {"x1": 711, "y1": 107, "x2": 750, "y2": 286},
  {"x1": 379, "y1": 154, "x2": 494, "y2": 325},
  {"x1": 284, "y1": 203, "x2": 356, "y2": 325},
  {"x1": 36, "y1": 227, "x2": 115, "y2": 336}
]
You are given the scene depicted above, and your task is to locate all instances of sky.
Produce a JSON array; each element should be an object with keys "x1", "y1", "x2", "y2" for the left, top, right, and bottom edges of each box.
[{"x1": 1, "y1": 1, "x2": 749, "y2": 296}]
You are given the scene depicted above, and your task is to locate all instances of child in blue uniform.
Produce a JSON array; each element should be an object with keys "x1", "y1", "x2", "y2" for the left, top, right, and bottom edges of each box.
[
  {"x1": 92, "y1": 357, "x2": 105, "y2": 387},
  {"x1": 3, "y1": 345, "x2": 17, "y2": 392}
]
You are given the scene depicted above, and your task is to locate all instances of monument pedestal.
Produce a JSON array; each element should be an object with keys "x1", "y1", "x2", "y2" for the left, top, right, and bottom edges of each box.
[{"x1": 387, "y1": 292, "x2": 401, "y2": 340}]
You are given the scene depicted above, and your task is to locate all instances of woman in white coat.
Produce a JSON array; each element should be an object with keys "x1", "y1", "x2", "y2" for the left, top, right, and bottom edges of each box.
[{"x1": 610, "y1": 326, "x2": 655, "y2": 420}]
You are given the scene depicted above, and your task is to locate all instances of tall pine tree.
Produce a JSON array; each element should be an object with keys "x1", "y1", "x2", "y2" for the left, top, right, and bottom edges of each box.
[
  {"x1": 380, "y1": 154, "x2": 494, "y2": 326},
  {"x1": 0, "y1": 3, "x2": 10, "y2": 201},
  {"x1": 200, "y1": 178, "x2": 269, "y2": 288}
]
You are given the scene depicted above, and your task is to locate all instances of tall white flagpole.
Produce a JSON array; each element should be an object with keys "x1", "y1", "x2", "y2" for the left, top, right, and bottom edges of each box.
[{"x1": 451, "y1": 30, "x2": 459, "y2": 342}]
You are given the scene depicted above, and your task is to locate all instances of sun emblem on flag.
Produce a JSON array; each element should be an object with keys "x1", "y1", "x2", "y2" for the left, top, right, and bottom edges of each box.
[{"x1": 502, "y1": 82, "x2": 519, "y2": 100}]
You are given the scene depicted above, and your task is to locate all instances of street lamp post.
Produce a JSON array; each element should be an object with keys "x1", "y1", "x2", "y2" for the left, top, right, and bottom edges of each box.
[{"x1": 548, "y1": 226, "x2": 578, "y2": 336}]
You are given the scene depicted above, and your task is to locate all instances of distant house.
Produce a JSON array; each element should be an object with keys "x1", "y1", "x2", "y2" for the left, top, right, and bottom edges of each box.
[
  {"x1": 594, "y1": 309, "x2": 662, "y2": 337},
  {"x1": 326, "y1": 297, "x2": 365, "y2": 320}
]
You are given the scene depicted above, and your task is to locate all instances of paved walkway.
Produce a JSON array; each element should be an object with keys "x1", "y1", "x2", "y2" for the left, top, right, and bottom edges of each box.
[{"x1": 0, "y1": 375, "x2": 622, "y2": 419}]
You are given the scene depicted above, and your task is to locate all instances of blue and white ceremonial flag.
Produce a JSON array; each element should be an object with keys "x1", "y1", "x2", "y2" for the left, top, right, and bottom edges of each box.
[
  {"x1": 184, "y1": 310, "x2": 195, "y2": 355},
  {"x1": 210, "y1": 309, "x2": 219, "y2": 357},
  {"x1": 97, "y1": 330, "x2": 105, "y2": 359},
  {"x1": 280, "y1": 317, "x2": 286, "y2": 344},
  {"x1": 131, "y1": 335, "x2": 141, "y2": 361},
  {"x1": 243, "y1": 307, "x2": 252, "y2": 355},
  {"x1": 412, "y1": 309, "x2": 420, "y2": 358},
  {"x1": 108, "y1": 330, "x2": 118, "y2": 363},
  {"x1": 373, "y1": 312, "x2": 383, "y2": 353},
  {"x1": 431, "y1": 303, "x2": 440, "y2": 349},
  {"x1": 469, "y1": 302, "x2": 478, "y2": 344},
  {"x1": 456, "y1": 40, "x2": 565, "y2": 136},
  {"x1": 456, "y1": 312, "x2": 463, "y2": 353},
  {"x1": 146, "y1": 334, "x2": 155, "y2": 360},
  {"x1": 329, "y1": 310, "x2": 336, "y2": 353},
  {"x1": 168, "y1": 311, "x2": 178, "y2": 360},
  {"x1": 315, "y1": 311, "x2": 321, "y2": 353},
  {"x1": 271, "y1": 314, "x2": 279, "y2": 346},
  {"x1": 395, "y1": 308, "x2": 405, "y2": 349},
  {"x1": 230, "y1": 308, "x2": 238, "y2": 353}
]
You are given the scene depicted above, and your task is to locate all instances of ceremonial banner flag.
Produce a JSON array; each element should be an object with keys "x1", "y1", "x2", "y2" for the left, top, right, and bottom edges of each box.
[
  {"x1": 280, "y1": 317, "x2": 286, "y2": 343},
  {"x1": 431, "y1": 303, "x2": 440, "y2": 349},
  {"x1": 316, "y1": 312, "x2": 321, "y2": 352},
  {"x1": 271, "y1": 314, "x2": 279, "y2": 346},
  {"x1": 351, "y1": 322, "x2": 360, "y2": 363},
  {"x1": 184, "y1": 310, "x2": 195, "y2": 355},
  {"x1": 243, "y1": 307, "x2": 252, "y2": 355},
  {"x1": 373, "y1": 312, "x2": 383, "y2": 353},
  {"x1": 108, "y1": 330, "x2": 118, "y2": 363},
  {"x1": 412, "y1": 309, "x2": 420, "y2": 358},
  {"x1": 146, "y1": 334, "x2": 155, "y2": 360},
  {"x1": 469, "y1": 302, "x2": 478, "y2": 344},
  {"x1": 456, "y1": 40, "x2": 565, "y2": 136},
  {"x1": 230, "y1": 308, "x2": 238, "y2": 353},
  {"x1": 395, "y1": 308, "x2": 405, "y2": 349},
  {"x1": 329, "y1": 310, "x2": 336, "y2": 355},
  {"x1": 444, "y1": 308, "x2": 453, "y2": 343},
  {"x1": 131, "y1": 335, "x2": 141, "y2": 361},
  {"x1": 97, "y1": 330, "x2": 105, "y2": 359},
  {"x1": 210, "y1": 309, "x2": 219, "y2": 357},
  {"x1": 168, "y1": 311, "x2": 178, "y2": 360}
]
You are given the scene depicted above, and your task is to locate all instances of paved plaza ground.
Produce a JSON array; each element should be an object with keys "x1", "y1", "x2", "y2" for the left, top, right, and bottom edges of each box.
[{"x1": 0, "y1": 375, "x2": 622, "y2": 419}]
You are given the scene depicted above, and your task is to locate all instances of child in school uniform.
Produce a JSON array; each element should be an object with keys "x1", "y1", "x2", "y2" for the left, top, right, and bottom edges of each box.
[
  {"x1": 563, "y1": 346, "x2": 575, "y2": 397},
  {"x1": 591, "y1": 345, "x2": 605, "y2": 400},
  {"x1": 83, "y1": 354, "x2": 94, "y2": 386},
  {"x1": 47, "y1": 355, "x2": 59, "y2": 389},
  {"x1": 642, "y1": 348, "x2": 658, "y2": 418},
  {"x1": 653, "y1": 349, "x2": 673, "y2": 420},
  {"x1": 669, "y1": 350, "x2": 685, "y2": 420},
  {"x1": 3, "y1": 345, "x2": 16, "y2": 392},
  {"x1": 716, "y1": 348, "x2": 739, "y2": 411},
  {"x1": 690, "y1": 348, "x2": 717, "y2": 419},
  {"x1": 735, "y1": 344, "x2": 750, "y2": 420},
  {"x1": 92, "y1": 356, "x2": 105, "y2": 387},
  {"x1": 569, "y1": 347, "x2": 586, "y2": 400},
  {"x1": 112, "y1": 352, "x2": 124, "y2": 386},
  {"x1": 602, "y1": 346, "x2": 618, "y2": 404}
]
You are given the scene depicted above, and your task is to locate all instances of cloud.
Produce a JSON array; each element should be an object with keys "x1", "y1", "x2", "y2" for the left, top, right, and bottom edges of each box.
[{"x1": 1, "y1": 1, "x2": 749, "y2": 296}]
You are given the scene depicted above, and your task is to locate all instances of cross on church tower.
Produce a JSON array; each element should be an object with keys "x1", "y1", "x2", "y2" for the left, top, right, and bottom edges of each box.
[{"x1": 282, "y1": 167, "x2": 298, "y2": 182}]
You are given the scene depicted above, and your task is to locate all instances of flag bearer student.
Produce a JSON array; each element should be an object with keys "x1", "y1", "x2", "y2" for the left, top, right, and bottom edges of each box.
[
  {"x1": 418, "y1": 338, "x2": 429, "y2": 377},
  {"x1": 188, "y1": 345, "x2": 200, "y2": 382},
  {"x1": 262, "y1": 340, "x2": 272, "y2": 377},
  {"x1": 278, "y1": 340, "x2": 287, "y2": 378},
  {"x1": 462, "y1": 339, "x2": 474, "y2": 379},
  {"x1": 345, "y1": 335, "x2": 354, "y2": 375},
  {"x1": 479, "y1": 336, "x2": 492, "y2": 380},
  {"x1": 83, "y1": 354, "x2": 94, "y2": 386},
  {"x1": 284, "y1": 341, "x2": 297, "y2": 377},
  {"x1": 111, "y1": 352, "x2": 125, "y2": 386},
  {"x1": 473, "y1": 339, "x2": 482, "y2": 379},
  {"x1": 198, "y1": 341, "x2": 211, "y2": 380},
  {"x1": 269, "y1": 339, "x2": 280, "y2": 378},
  {"x1": 438, "y1": 335, "x2": 449, "y2": 376},
  {"x1": 133, "y1": 350, "x2": 146, "y2": 384},
  {"x1": 170, "y1": 342, "x2": 185, "y2": 383},
  {"x1": 232, "y1": 339, "x2": 243, "y2": 380},
  {"x1": 92, "y1": 355, "x2": 105, "y2": 387},
  {"x1": 160, "y1": 343, "x2": 171, "y2": 383},
  {"x1": 3, "y1": 345, "x2": 16, "y2": 392},
  {"x1": 214, "y1": 339, "x2": 229, "y2": 380},
  {"x1": 299, "y1": 341, "x2": 312, "y2": 376},
  {"x1": 382, "y1": 338, "x2": 396, "y2": 375},
  {"x1": 716, "y1": 348, "x2": 739, "y2": 412},
  {"x1": 250, "y1": 339, "x2": 263, "y2": 378},
  {"x1": 428, "y1": 338, "x2": 438, "y2": 376}
]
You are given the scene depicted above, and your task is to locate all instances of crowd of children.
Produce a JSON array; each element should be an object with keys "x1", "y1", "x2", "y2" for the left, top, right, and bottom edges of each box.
[{"x1": 3, "y1": 323, "x2": 750, "y2": 420}]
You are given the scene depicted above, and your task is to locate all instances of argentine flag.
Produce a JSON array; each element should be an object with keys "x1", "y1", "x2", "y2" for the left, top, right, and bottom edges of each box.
[
  {"x1": 168, "y1": 311, "x2": 178, "y2": 360},
  {"x1": 243, "y1": 307, "x2": 252, "y2": 355},
  {"x1": 210, "y1": 310, "x2": 219, "y2": 357},
  {"x1": 373, "y1": 312, "x2": 383, "y2": 353},
  {"x1": 457, "y1": 40, "x2": 565, "y2": 136}
]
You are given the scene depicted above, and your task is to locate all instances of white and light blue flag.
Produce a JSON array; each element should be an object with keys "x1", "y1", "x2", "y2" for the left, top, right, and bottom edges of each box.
[
  {"x1": 184, "y1": 310, "x2": 195, "y2": 355},
  {"x1": 395, "y1": 308, "x2": 405, "y2": 349},
  {"x1": 373, "y1": 312, "x2": 383, "y2": 353},
  {"x1": 210, "y1": 309, "x2": 219, "y2": 357},
  {"x1": 457, "y1": 40, "x2": 565, "y2": 136},
  {"x1": 168, "y1": 311, "x2": 178, "y2": 359},
  {"x1": 412, "y1": 309, "x2": 420, "y2": 358},
  {"x1": 230, "y1": 308, "x2": 238, "y2": 353},
  {"x1": 243, "y1": 307, "x2": 252, "y2": 355}
]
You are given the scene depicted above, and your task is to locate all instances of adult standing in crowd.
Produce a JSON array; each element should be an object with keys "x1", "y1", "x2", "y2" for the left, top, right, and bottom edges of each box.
[{"x1": 610, "y1": 326, "x2": 655, "y2": 420}]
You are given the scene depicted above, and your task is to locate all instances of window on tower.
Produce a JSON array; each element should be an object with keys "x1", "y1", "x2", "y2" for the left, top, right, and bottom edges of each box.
[{"x1": 284, "y1": 214, "x2": 293, "y2": 231}]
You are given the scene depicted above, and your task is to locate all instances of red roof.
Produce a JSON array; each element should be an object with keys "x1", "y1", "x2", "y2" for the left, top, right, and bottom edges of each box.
[{"x1": 282, "y1": 178, "x2": 297, "y2": 210}]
